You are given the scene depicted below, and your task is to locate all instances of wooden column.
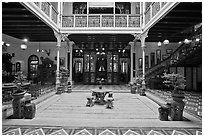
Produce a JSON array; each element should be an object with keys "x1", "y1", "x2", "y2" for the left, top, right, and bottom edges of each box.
[
  {"x1": 54, "y1": 31, "x2": 61, "y2": 89},
  {"x1": 139, "y1": 31, "x2": 148, "y2": 89}
]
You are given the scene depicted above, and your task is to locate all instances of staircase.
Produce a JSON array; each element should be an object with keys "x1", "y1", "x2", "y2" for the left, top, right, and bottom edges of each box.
[{"x1": 145, "y1": 26, "x2": 202, "y2": 83}]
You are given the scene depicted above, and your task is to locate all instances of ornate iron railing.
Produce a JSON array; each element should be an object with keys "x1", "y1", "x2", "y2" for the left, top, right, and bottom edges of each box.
[
  {"x1": 144, "y1": 2, "x2": 167, "y2": 25},
  {"x1": 62, "y1": 14, "x2": 140, "y2": 28},
  {"x1": 145, "y1": 26, "x2": 202, "y2": 78},
  {"x1": 34, "y1": 2, "x2": 59, "y2": 25}
]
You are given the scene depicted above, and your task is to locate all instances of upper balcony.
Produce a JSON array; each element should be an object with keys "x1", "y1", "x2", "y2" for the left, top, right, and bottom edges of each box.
[{"x1": 22, "y1": 2, "x2": 178, "y2": 34}]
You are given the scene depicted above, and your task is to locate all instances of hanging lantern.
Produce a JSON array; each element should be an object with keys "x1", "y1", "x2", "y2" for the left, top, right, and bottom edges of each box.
[
  {"x1": 158, "y1": 41, "x2": 162, "y2": 47},
  {"x1": 20, "y1": 43, "x2": 27, "y2": 50},
  {"x1": 163, "y1": 39, "x2": 169, "y2": 45}
]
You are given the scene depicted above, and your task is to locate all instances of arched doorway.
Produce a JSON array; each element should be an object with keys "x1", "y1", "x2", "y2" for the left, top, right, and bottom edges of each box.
[{"x1": 28, "y1": 55, "x2": 39, "y2": 81}]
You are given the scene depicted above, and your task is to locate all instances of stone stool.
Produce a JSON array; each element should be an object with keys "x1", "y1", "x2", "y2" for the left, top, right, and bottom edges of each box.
[
  {"x1": 106, "y1": 97, "x2": 114, "y2": 109},
  {"x1": 86, "y1": 96, "x2": 94, "y2": 107},
  {"x1": 106, "y1": 92, "x2": 114, "y2": 109},
  {"x1": 56, "y1": 86, "x2": 63, "y2": 94}
]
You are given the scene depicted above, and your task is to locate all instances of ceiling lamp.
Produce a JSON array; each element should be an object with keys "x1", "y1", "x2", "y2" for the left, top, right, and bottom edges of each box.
[
  {"x1": 184, "y1": 39, "x2": 191, "y2": 44},
  {"x1": 196, "y1": 38, "x2": 200, "y2": 42},
  {"x1": 20, "y1": 43, "x2": 27, "y2": 50},
  {"x1": 178, "y1": 41, "x2": 182, "y2": 44},
  {"x1": 23, "y1": 38, "x2": 28, "y2": 43},
  {"x1": 6, "y1": 43, "x2": 10, "y2": 46},
  {"x1": 157, "y1": 41, "x2": 162, "y2": 47},
  {"x1": 163, "y1": 39, "x2": 169, "y2": 45}
]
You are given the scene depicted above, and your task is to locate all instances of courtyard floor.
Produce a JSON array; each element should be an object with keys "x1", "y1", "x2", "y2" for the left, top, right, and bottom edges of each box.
[{"x1": 2, "y1": 86, "x2": 202, "y2": 135}]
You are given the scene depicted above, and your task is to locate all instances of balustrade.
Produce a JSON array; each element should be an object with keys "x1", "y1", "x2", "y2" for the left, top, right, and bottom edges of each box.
[
  {"x1": 62, "y1": 14, "x2": 140, "y2": 28},
  {"x1": 41, "y1": 2, "x2": 50, "y2": 17},
  {"x1": 33, "y1": 2, "x2": 59, "y2": 25}
]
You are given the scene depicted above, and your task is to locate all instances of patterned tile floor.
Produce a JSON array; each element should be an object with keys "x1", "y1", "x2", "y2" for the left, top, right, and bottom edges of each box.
[
  {"x1": 2, "y1": 86, "x2": 202, "y2": 135},
  {"x1": 2, "y1": 126, "x2": 202, "y2": 135}
]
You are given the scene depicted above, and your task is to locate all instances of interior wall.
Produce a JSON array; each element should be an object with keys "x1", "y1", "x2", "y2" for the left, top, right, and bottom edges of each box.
[
  {"x1": 2, "y1": 33, "x2": 68, "y2": 76},
  {"x1": 135, "y1": 41, "x2": 179, "y2": 70}
]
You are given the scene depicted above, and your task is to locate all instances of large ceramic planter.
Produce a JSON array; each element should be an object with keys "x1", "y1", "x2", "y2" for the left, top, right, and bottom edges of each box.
[
  {"x1": 12, "y1": 89, "x2": 26, "y2": 100},
  {"x1": 12, "y1": 89, "x2": 26, "y2": 119},
  {"x1": 167, "y1": 90, "x2": 185, "y2": 121}
]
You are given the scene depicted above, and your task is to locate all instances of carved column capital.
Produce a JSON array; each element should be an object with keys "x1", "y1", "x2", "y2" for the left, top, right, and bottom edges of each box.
[
  {"x1": 61, "y1": 33, "x2": 70, "y2": 41},
  {"x1": 53, "y1": 31, "x2": 70, "y2": 46},
  {"x1": 132, "y1": 33, "x2": 141, "y2": 41}
]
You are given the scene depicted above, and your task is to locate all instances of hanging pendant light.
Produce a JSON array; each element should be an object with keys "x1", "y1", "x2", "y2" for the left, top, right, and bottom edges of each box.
[
  {"x1": 20, "y1": 38, "x2": 28, "y2": 50},
  {"x1": 163, "y1": 39, "x2": 169, "y2": 45},
  {"x1": 20, "y1": 43, "x2": 27, "y2": 50}
]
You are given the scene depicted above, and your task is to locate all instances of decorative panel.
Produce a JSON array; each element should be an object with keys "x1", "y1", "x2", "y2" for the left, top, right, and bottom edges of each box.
[
  {"x1": 51, "y1": 7, "x2": 58, "y2": 24},
  {"x1": 83, "y1": 73, "x2": 89, "y2": 83},
  {"x1": 90, "y1": 73, "x2": 95, "y2": 83},
  {"x1": 107, "y1": 73, "x2": 112, "y2": 83},
  {"x1": 113, "y1": 73, "x2": 118, "y2": 83},
  {"x1": 90, "y1": 52, "x2": 96, "y2": 72},
  {"x1": 113, "y1": 54, "x2": 118, "y2": 72},
  {"x1": 41, "y1": 2, "x2": 50, "y2": 16},
  {"x1": 145, "y1": 9, "x2": 150, "y2": 24},
  {"x1": 120, "y1": 58, "x2": 128, "y2": 73},
  {"x1": 102, "y1": 15, "x2": 114, "y2": 27},
  {"x1": 84, "y1": 53, "x2": 90, "y2": 72},
  {"x1": 75, "y1": 16, "x2": 87, "y2": 27},
  {"x1": 152, "y1": 2, "x2": 160, "y2": 17},
  {"x1": 128, "y1": 16, "x2": 140, "y2": 27},
  {"x1": 115, "y1": 16, "x2": 127, "y2": 27},
  {"x1": 107, "y1": 52, "x2": 113, "y2": 72},
  {"x1": 62, "y1": 16, "x2": 74, "y2": 27},
  {"x1": 88, "y1": 16, "x2": 100, "y2": 27}
]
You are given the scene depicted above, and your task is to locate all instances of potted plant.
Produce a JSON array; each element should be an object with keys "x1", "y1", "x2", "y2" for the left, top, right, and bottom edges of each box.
[
  {"x1": 162, "y1": 72, "x2": 186, "y2": 99},
  {"x1": 135, "y1": 76, "x2": 144, "y2": 95},
  {"x1": 162, "y1": 72, "x2": 186, "y2": 121}
]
